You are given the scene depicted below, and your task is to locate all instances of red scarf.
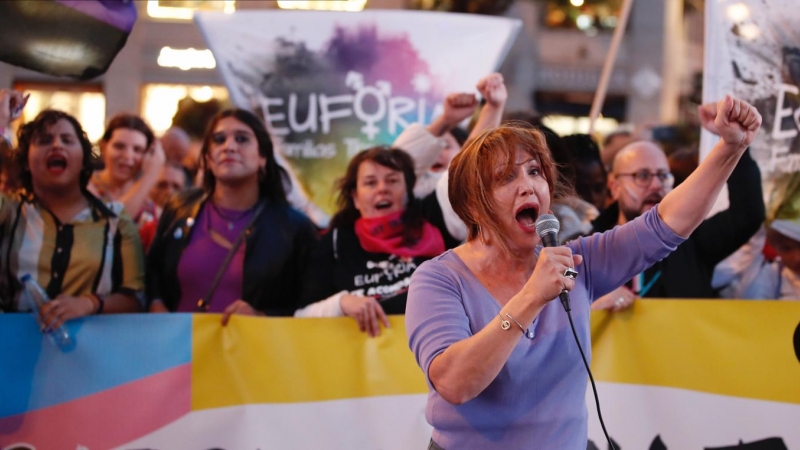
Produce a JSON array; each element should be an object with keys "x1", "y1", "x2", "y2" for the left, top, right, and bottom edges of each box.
[{"x1": 354, "y1": 211, "x2": 445, "y2": 258}]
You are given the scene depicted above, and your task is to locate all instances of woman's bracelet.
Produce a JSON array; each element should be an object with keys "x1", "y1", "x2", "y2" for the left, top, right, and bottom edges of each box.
[
  {"x1": 497, "y1": 312, "x2": 534, "y2": 340},
  {"x1": 86, "y1": 293, "x2": 105, "y2": 315}
]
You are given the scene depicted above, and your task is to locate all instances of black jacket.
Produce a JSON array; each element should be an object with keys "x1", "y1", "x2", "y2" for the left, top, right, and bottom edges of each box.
[
  {"x1": 147, "y1": 188, "x2": 319, "y2": 315},
  {"x1": 591, "y1": 149, "x2": 764, "y2": 299},
  {"x1": 299, "y1": 192, "x2": 459, "y2": 313}
]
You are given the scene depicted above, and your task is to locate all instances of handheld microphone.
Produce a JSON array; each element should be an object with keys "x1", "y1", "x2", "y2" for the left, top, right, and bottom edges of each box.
[
  {"x1": 534, "y1": 214, "x2": 571, "y2": 311},
  {"x1": 534, "y1": 214, "x2": 560, "y2": 247}
]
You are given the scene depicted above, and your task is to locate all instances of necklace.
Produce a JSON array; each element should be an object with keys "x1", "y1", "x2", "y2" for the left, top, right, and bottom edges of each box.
[{"x1": 210, "y1": 202, "x2": 254, "y2": 231}]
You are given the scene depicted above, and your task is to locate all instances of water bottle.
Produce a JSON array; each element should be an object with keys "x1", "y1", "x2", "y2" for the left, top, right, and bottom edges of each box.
[{"x1": 20, "y1": 274, "x2": 74, "y2": 350}]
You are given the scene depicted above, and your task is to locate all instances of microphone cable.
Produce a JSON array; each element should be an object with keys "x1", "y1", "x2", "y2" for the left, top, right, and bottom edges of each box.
[
  {"x1": 536, "y1": 213, "x2": 616, "y2": 449},
  {"x1": 561, "y1": 292, "x2": 617, "y2": 450}
]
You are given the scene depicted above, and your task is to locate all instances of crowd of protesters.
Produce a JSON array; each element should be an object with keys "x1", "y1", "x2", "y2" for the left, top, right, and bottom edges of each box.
[{"x1": 0, "y1": 73, "x2": 793, "y2": 338}]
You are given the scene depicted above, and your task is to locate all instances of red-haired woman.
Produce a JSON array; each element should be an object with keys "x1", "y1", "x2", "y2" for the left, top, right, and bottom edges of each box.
[{"x1": 406, "y1": 97, "x2": 762, "y2": 449}]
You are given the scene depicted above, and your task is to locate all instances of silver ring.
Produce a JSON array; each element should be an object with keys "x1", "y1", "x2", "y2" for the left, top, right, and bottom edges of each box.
[
  {"x1": 563, "y1": 267, "x2": 578, "y2": 280},
  {"x1": 615, "y1": 297, "x2": 624, "y2": 306}
]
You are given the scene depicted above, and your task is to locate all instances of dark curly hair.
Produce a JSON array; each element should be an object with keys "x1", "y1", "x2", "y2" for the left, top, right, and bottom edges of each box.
[
  {"x1": 329, "y1": 146, "x2": 425, "y2": 247},
  {"x1": 15, "y1": 110, "x2": 95, "y2": 194}
]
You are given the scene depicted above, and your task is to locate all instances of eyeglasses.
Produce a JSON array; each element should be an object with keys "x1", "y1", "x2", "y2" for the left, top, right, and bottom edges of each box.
[{"x1": 615, "y1": 170, "x2": 674, "y2": 188}]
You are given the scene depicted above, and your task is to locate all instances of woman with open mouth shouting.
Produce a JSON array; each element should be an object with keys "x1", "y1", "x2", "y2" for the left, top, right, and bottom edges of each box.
[
  {"x1": 146, "y1": 109, "x2": 318, "y2": 325},
  {"x1": 405, "y1": 96, "x2": 762, "y2": 449},
  {"x1": 295, "y1": 146, "x2": 460, "y2": 337},
  {"x1": 0, "y1": 89, "x2": 145, "y2": 321}
]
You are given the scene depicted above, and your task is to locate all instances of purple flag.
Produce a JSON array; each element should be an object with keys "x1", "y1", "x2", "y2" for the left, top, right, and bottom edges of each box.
[{"x1": 0, "y1": 0, "x2": 137, "y2": 79}]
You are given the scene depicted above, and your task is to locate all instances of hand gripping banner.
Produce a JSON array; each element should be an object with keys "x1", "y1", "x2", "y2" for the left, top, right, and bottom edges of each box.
[{"x1": 1, "y1": 301, "x2": 799, "y2": 449}]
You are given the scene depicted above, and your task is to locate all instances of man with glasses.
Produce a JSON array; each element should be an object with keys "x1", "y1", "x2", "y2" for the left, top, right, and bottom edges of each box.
[{"x1": 591, "y1": 135, "x2": 764, "y2": 310}]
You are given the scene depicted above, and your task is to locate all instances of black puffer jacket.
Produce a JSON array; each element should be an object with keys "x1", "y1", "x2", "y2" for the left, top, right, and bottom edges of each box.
[{"x1": 147, "y1": 188, "x2": 319, "y2": 315}]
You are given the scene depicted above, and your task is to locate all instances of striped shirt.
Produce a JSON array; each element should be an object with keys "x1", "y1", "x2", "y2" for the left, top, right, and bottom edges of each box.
[{"x1": 0, "y1": 193, "x2": 145, "y2": 311}]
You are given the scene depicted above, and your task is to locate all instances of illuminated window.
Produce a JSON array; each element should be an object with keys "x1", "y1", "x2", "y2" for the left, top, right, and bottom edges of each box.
[
  {"x1": 542, "y1": 115, "x2": 619, "y2": 136},
  {"x1": 277, "y1": 1, "x2": 368, "y2": 12},
  {"x1": 411, "y1": 0, "x2": 513, "y2": 15},
  {"x1": 146, "y1": 0, "x2": 235, "y2": 20},
  {"x1": 157, "y1": 47, "x2": 216, "y2": 71},
  {"x1": 12, "y1": 82, "x2": 106, "y2": 143},
  {"x1": 544, "y1": 0, "x2": 622, "y2": 33},
  {"x1": 534, "y1": 91, "x2": 623, "y2": 136},
  {"x1": 141, "y1": 84, "x2": 229, "y2": 136}
]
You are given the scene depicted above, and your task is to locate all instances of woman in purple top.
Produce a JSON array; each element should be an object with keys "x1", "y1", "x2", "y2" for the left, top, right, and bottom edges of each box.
[
  {"x1": 406, "y1": 96, "x2": 762, "y2": 449},
  {"x1": 147, "y1": 109, "x2": 318, "y2": 324}
]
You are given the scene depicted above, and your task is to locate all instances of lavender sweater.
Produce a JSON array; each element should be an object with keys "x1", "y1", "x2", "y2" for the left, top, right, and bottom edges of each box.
[{"x1": 406, "y1": 206, "x2": 685, "y2": 449}]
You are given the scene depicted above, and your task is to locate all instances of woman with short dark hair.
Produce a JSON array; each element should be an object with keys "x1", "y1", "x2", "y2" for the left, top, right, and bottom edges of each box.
[
  {"x1": 296, "y1": 146, "x2": 458, "y2": 337},
  {"x1": 89, "y1": 113, "x2": 165, "y2": 222}
]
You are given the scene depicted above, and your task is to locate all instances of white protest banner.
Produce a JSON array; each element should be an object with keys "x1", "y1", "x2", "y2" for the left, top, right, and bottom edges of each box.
[
  {"x1": 702, "y1": 0, "x2": 800, "y2": 211},
  {"x1": 194, "y1": 10, "x2": 521, "y2": 224}
]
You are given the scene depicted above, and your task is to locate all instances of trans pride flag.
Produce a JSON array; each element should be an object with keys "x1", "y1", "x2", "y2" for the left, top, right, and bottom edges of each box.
[
  {"x1": 0, "y1": 315, "x2": 193, "y2": 448},
  {"x1": 0, "y1": 0, "x2": 137, "y2": 79},
  {"x1": 0, "y1": 314, "x2": 431, "y2": 449},
  {"x1": 1, "y1": 302, "x2": 798, "y2": 448}
]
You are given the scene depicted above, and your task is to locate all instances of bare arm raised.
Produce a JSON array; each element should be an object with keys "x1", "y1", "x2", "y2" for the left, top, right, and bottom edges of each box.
[
  {"x1": 426, "y1": 92, "x2": 478, "y2": 137},
  {"x1": 467, "y1": 73, "x2": 507, "y2": 141},
  {"x1": 115, "y1": 138, "x2": 165, "y2": 218}
]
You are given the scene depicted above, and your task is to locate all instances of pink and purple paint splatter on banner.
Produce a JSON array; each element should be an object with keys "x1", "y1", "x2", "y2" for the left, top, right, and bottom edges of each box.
[{"x1": 196, "y1": 10, "x2": 520, "y2": 220}]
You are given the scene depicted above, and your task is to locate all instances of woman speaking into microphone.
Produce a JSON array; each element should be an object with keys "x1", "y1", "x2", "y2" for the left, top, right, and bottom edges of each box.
[{"x1": 405, "y1": 96, "x2": 762, "y2": 449}]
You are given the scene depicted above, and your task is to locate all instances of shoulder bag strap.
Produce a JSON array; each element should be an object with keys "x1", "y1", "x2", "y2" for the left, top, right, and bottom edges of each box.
[{"x1": 196, "y1": 201, "x2": 266, "y2": 311}]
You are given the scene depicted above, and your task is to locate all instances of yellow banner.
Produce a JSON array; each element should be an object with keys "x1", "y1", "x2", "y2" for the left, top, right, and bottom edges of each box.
[
  {"x1": 191, "y1": 315, "x2": 427, "y2": 410},
  {"x1": 192, "y1": 300, "x2": 800, "y2": 410},
  {"x1": 3, "y1": 301, "x2": 799, "y2": 449},
  {"x1": 590, "y1": 299, "x2": 800, "y2": 405}
]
